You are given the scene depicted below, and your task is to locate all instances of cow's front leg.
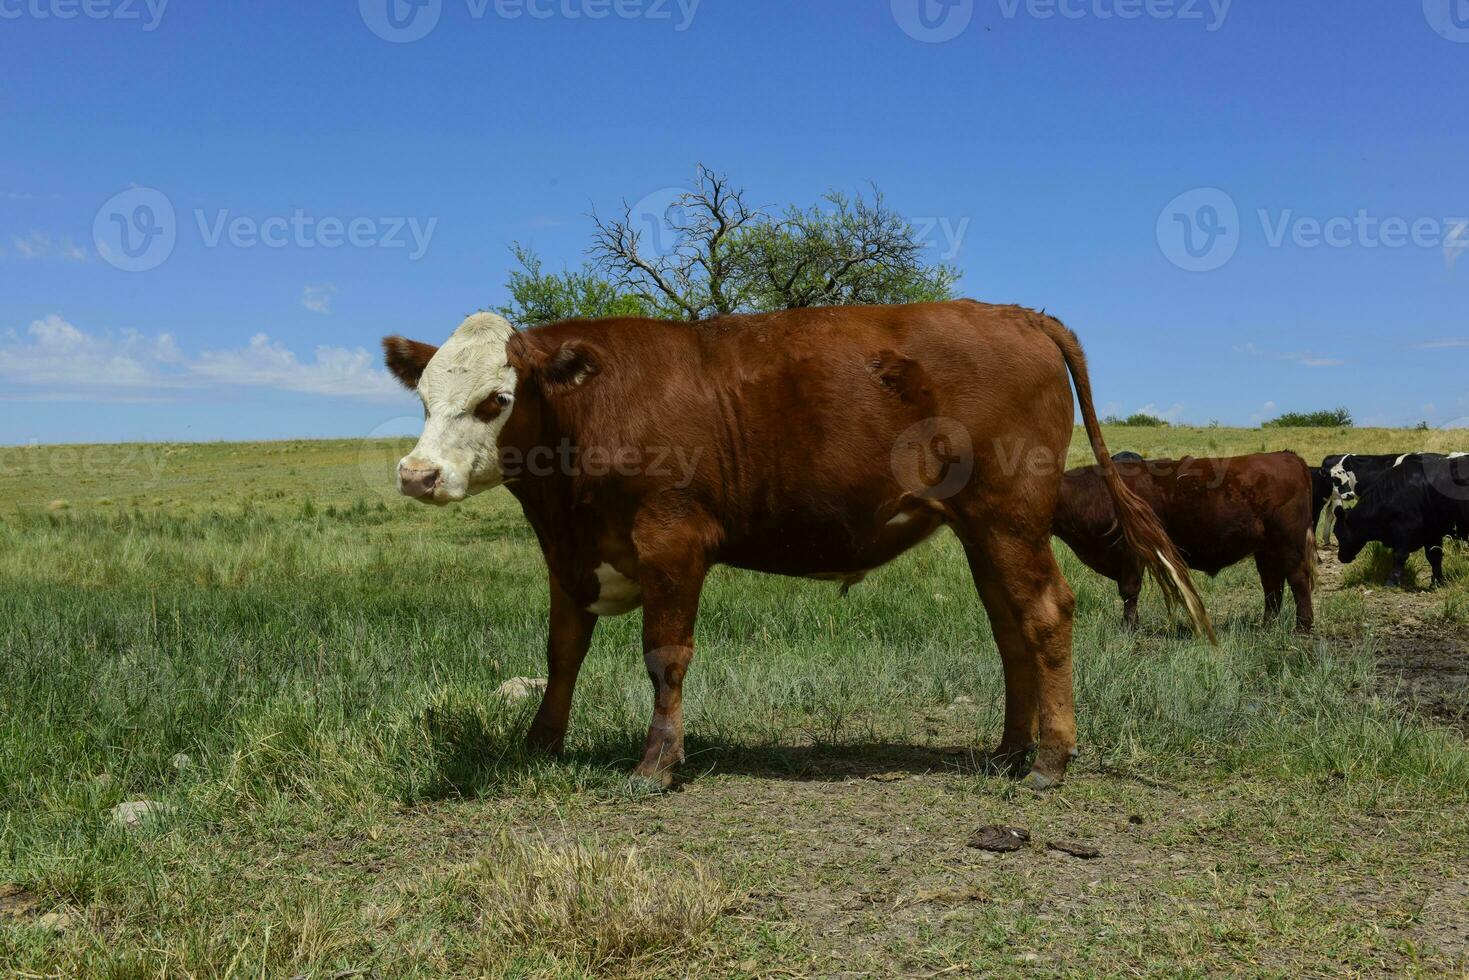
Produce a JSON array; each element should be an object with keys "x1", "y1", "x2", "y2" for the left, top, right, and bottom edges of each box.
[
  {"x1": 1387, "y1": 548, "x2": 1410, "y2": 588},
  {"x1": 1426, "y1": 541, "x2": 1446, "y2": 588},
  {"x1": 631, "y1": 538, "x2": 708, "y2": 790},
  {"x1": 526, "y1": 573, "x2": 598, "y2": 755}
]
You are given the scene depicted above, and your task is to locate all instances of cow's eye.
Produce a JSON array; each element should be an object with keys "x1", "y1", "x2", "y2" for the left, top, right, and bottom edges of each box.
[{"x1": 473, "y1": 392, "x2": 512, "y2": 422}]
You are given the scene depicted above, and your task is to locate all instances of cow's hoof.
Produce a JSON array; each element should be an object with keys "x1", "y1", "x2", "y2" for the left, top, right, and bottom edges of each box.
[
  {"x1": 523, "y1": 734, "x2": 565, "y2": 757},
  {"x1": 1020, "y1": 769, "x2": 1061, "y2": 792},
  {"x1": 627, "y1": 771, "x2": 674, "y2": 795},
  {"x1": 981, "y1": 744, "x2": 1035, "y2": 778}
]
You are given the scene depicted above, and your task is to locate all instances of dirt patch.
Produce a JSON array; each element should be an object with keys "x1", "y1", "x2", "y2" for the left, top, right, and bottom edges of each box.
[{"x1": 1317, "y1": 551, "x2": 1469, "y2": 733}]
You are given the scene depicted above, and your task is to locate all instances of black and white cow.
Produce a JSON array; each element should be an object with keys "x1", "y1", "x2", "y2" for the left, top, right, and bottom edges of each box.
[
  {"x1": 1334, "y1": 455, "x2": 1469, "y2": 587},
  {"x1": 1317, "y1": 452, "x2": 1465, "y2": 545}
]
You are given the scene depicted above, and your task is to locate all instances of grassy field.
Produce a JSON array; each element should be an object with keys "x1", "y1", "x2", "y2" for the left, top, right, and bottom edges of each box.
[{"x1": 1, "y1": 426, "x2": 1467, "y2": 977}]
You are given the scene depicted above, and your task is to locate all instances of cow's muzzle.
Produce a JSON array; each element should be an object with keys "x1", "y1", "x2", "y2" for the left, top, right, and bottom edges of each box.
[{"x1": 398, "y1": 464, "x2": 442, "y2": 500}]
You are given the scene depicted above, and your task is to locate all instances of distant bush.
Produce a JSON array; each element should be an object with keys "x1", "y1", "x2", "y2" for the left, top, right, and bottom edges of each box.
[
  {"x1": 1103, "y1": 413, "x2": 1171, "y2": 427},
  {"x1": 1262, "y1": 408, "x2": 1353, "y2": 428}
]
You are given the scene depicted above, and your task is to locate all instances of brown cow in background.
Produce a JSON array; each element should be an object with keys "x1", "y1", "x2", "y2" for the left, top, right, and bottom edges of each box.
[{"x1": 1053, "y1": 451, "x2": 1315, "y2": 631}]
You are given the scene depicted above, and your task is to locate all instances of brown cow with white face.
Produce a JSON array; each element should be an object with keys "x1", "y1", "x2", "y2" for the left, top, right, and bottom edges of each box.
[{"x1": 384, "y1": 302, "x2": 1212, "y2": 791}]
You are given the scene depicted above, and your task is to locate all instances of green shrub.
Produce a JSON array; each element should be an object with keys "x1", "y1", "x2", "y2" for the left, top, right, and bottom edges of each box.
[
  {"x1": 1263, "y1": 408, "x2": 1353, "y2": 428},
  {"x1": 1102, "y1": 413, "x2": 1171, "y2": 427}
]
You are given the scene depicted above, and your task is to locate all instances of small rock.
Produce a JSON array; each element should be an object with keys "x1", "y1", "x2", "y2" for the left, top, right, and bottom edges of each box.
[
  {"x1": 35, "y1": 910, "x2": 72, "y2": 932},
  {"x1": 111, "y1": 800, "x2": 172, "y2": 829},
  {"x1": 170, "y1": 753, "x2": 193, "y2": 773},
  {"x1": 949, "y1": 695, "x2": 975, "y2": 707},
  {"x1": 495, "y1": 677, "x2": 547, "y2": 701},
  {"x1": 1047, "y1": 840, "x2": 1102, "y2": 860},
  {"x1": 968, "y1": 825, "x2": 1030, "y2": 853}
]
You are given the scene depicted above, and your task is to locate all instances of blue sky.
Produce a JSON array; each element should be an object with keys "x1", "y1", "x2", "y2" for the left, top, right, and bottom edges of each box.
[{"x1": 1, "y1": 0, "x2": 1466, "y2": 445}]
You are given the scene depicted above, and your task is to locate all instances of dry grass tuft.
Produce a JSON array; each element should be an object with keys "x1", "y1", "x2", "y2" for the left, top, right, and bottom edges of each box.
[{"x1": 422, "y1": 836, "x2": 731, "y2": 975}]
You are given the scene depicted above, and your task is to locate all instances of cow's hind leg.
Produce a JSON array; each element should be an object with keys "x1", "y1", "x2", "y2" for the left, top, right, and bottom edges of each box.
[
  {"x1": 962, "y1": 528, "x2": 1077, "y2": 789},
  {"x1": 1254, "y1": 554, "x2": 1286, "y2": 626},
  {"x1": 1119, "y1": 569, "x2": 1142, "y2": 630},
  {"x1": 1426, "y1": 540, "x2": 1446, "y2": 588}
]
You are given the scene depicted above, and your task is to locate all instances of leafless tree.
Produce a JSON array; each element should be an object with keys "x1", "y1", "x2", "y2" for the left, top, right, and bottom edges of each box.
[
  {"x1": 591, "y1": 164, "x2": 761, "y2": 321},
  {"x1": 584, "y1": 166, "x2": 957, "y2": 321}
]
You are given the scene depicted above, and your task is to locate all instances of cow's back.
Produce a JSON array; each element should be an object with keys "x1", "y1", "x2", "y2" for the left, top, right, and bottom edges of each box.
[{"x1": 520, "y1": 303, "x2": 1076, "y2": 574}]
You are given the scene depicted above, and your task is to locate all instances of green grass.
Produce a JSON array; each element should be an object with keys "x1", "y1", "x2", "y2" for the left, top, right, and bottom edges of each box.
[{"x1": 1, "y1": 428, "x2": 1467, "y2": 976}]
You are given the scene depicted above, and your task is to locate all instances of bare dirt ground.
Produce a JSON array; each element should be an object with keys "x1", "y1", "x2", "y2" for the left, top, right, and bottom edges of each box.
[{"x1": 1317, "y1": 550, "x2": 1469, "y2": 735}]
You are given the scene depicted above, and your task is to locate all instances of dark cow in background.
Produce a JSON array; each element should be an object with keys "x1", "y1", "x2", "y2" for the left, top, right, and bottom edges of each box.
[
  {"x1": 1318, "y1": 452, "x2": 1466, "y2": 545},
  {"x1": 1054, "y1": 451, "x2": 1316, "y2": 631},
  {"x1": 383, "y1": 302, "x2": 1213, "y2": 791},
  {"x1": 1335, "y1": 454, "x2": 1469, "y2": 588}
]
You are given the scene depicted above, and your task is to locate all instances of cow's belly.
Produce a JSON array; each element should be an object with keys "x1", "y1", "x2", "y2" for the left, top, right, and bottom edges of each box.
[
  {"x1": 718, "y1": 507, "x2": 946, "y2": 578},
  {"x1": 548, "y1": 504, "x2": 946, "y2": 618},
  {"x1": 1169, "y1": 520, "x2": 1262, "y2": 576}
]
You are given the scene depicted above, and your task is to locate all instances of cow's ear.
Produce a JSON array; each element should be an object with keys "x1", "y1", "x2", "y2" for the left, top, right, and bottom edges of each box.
[
  {"x1": 382, "y1": 336, "x2": 438, "y2": 390},
  {"x1": 542, "y1": 341, "x2": 600, "y2": 390},
  {"x1": 509, "y1": 334, "x2": 600, "y2": 393}
]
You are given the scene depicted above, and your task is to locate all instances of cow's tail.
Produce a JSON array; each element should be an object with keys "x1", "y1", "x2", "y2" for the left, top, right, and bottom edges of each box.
[{"x1": 1032, "y1": 313, "x2": 1218, "y2": 645}]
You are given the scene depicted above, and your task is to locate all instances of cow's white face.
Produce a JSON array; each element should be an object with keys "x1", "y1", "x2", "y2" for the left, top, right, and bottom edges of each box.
[
  {"x1": 384, "y1": 313, "x2": 517, "y2": 505},
  {"x1": 1329, "y1": 456, "x2": 1358, "y2": 500}
]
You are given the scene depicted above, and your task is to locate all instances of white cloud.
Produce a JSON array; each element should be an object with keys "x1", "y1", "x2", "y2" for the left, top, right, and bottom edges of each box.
[
  {"x1": 1236, "y1": 343, "x2": 1343, "y2": 367},
  {"x1": 193, "y1": 333, "x2": 398, "y2": 399},
  {"x1": 1, "y1": 191, "x2": 37, "y2": 200},
  {"x1": 301, "y1": 283, "x2": 337, "y2": 314},
  {"x1": 1136, "y1": 402, "x2": 1185, "y2": 423},
  {"x1": 1413, "y1": 338, "x2": 1469, "y2": 350},
  {"x1": 11, "y1": 232, "x2": 86, "y2": 261},
  {"x1": 0, "y1": 315, "x2": 400, "y2": 403},
  {"x1": 1249, "y1": 400, "x2": 1278, "y2": 423}
]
